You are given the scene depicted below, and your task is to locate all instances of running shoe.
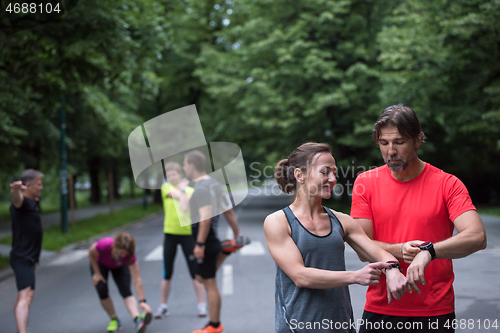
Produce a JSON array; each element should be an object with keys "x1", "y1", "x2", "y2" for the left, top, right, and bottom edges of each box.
[
  {"x1": 197, "y1": 302, "x2": 207, "y2": 317},
  {"x1": 154, "y1": 305, "x2": 169, "y2": 319},
  {"x1": 221, "y1": 235, "x2": 251, "y2": 254},
  {"x1": 192, "y1": 323, "x2": 224, "y2": 333},
  {"x1": 135, "y1": 311, "x2": 152, "y2": 333},
  {"x1": 107, "y1": 318, "x2": 122, "y2": 332}
]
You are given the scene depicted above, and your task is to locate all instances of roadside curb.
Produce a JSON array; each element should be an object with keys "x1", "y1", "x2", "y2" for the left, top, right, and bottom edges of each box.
[{"x1": 0, "y1": 211, "x2": 163, "y2": 283}]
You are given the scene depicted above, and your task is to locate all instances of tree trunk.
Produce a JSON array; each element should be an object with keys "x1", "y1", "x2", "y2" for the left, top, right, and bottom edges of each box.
[
  {"x1": 89, "y1": 158, "x2": 101, "y2": 204},
  {"x1": 113, "y1": 167, "x2": 120, "y2": 199}
]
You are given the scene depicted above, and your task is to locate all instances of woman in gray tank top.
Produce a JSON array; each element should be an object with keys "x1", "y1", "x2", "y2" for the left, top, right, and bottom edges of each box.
[{"x1": 264, "y1": 143, "x2": 408, "y2": 333}]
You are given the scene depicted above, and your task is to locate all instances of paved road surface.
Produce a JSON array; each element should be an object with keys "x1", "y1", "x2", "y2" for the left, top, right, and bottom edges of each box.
[{"x1": 0, "y1": 181, "x2": 499, "y2": 332}]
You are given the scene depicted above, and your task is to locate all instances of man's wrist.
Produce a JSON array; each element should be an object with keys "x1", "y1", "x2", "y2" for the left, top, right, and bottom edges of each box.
[
  {"x1": 419, "y1": 241, "x2": 436, "y2": 260},
  {"x1": 196, "y1": 242, "x2": 205, "y2": 247}
]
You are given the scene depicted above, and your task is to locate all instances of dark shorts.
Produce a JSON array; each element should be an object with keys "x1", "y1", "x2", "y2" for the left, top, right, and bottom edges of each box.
[
  {"x1": 359, "y1": 311, "x2": 456, "y2": 333},
  {"x1": 195, "y1": 239, "x2": 221, "y2": 279},
  {"x1": 163, "y1": 233, "x2": 196, "y2": 280},
  {"x1": 10, "y1": 254, "x2": 36, "y2": 291},
  {"x1": 90, "y1": 262, "x2": 132, "y2": 299}
]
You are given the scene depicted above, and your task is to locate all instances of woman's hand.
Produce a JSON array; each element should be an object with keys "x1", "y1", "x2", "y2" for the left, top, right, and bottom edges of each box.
[
  {"x1": 354, "y1": 262, "x2": 388, "y2": 286},
  {"x1": 92, "y1": 273, "x2": 106, "y2": 287}
]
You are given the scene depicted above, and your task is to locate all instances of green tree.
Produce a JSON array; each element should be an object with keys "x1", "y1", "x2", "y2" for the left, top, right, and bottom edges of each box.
[
  {"x1": 195, "y1": 0, "x2": 397, "y2": 197},
  {"x1": 378, "y1": 0, "x2": 500, "y2": 203}
]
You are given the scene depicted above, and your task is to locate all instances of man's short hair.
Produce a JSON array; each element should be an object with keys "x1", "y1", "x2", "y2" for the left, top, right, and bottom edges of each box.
[
  {"x1": 372, "y1": 104, "x2": 426, "y2": 145},
  {"x1": 20, "y1": 169, "x2": 44, "y2": 185},
  {"x1": 185, "y1": 150, "x2": 206, "y2": 172}
]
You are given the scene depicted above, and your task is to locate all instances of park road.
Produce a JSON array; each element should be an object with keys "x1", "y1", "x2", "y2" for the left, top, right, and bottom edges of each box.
[{"x1": 0, "y1": 181, "x2": 499, "y2": 333}]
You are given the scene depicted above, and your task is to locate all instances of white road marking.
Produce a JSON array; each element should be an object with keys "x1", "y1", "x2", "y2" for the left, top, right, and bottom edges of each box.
[
  {"x1": 145, "y1": 245, "x2": 163, "y2": 261},
  {"x1": 221, "y1": 264, "x2": 233, "y2": 295},
  {"x1": 48, "y1": 250, "x2": 88, "y2": 266},
  {"x1": 240, "y1": 241, "x2": 266, "y2": 256}
]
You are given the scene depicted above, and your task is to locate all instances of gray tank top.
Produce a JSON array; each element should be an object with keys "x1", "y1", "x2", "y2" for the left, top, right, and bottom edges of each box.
[{"x1": 275, "y1": 206, "x2": 355, "y2": 333}]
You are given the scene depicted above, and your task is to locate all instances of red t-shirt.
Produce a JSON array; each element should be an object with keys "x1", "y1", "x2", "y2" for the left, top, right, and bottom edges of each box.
[{"x1": 351, "y1": 163, "x2": 476, "y2": 316}]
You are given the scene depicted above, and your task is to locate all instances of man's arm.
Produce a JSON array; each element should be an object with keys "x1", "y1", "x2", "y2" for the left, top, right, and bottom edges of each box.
[
  {"x1": 10, "y1": 181, "x2": 25, "y2": 209},
  {"x1": 356, "y1": 218, "x2": 413, "y2": 262},
  {"x1": 435, "y1": 210, "x2": 487, "y2": 258},
  {"x1": 222, "y1": 208, "x2": 242, "y2": 238},
  {"x1": 406, "y1": 210, "x2": 486, "y2": 291},
  {"x1": 193, "y1": 205, "x2": 212, "y2": 260}
]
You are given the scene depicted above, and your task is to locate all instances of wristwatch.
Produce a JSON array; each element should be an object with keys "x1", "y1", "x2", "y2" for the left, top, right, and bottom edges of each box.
[
  {"x1": 386, "y1": 260, "x2": 401, "y2": 269},
  {"x1": 196, "y1": 242, "x2": 205, "y2": 247},
  {"x1": 419, "y1": 241, "x2": 436, "y2": 260},
  {"x1": 384, "y1": 260, "x2": 401, "y2": 274},
  {"x1": 386, "y1": 261, "x2": 400, "y2": 269}
]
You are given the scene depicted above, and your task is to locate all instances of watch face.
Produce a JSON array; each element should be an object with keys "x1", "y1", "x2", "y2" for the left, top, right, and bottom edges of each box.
[{"x1": 420, "y1": 241, "x2": 431, "y2": 249}]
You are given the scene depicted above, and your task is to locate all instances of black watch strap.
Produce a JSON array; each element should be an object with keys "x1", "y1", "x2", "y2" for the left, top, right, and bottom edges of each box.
[
  {"x1": 386, "y1": 261, "x2": 400, "y2": 269},
  {"x1": 196, "y1": 242, "x2": 205, "y2": 247},
  {"x1": 139, "y1": 299, "x2": 147, "y2": 303},
  {"x1": 420, "y1": 241, "x2": 436, "y2": 260}
]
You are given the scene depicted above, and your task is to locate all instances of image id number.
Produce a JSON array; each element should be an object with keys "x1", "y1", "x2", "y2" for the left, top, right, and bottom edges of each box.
[
  {"x1": 6, "y1": 3, "x2": 61, "y2": 14},
  {"x1": 444, "y1": 319, "x2": 498, "y2": 330}
]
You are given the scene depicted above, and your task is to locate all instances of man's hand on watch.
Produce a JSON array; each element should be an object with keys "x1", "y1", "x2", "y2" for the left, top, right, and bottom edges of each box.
[
  {"x1": 406, "y1": 250, "x2": 432, "y2": 294},
  {"x1": 401, "y1": 240, "x2": 423, "y2": 264}
]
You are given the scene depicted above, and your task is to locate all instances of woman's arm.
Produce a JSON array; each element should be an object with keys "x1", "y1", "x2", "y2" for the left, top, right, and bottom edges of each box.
[
  {"x1": 129, "y1": 261, "x2": 152, "y2": 313},
  {"x1": 264, "y1": 211, "x2": 387, "y2": 289},
  {"x1": 88, "y1": 243, "x2": 106, "y2": 286},
  {"x1": 129, "y1": 261, "x2": 145, "y2": 300},
  {"x1": 336, "y1": 211, "x2": 409, "y2": 302}
]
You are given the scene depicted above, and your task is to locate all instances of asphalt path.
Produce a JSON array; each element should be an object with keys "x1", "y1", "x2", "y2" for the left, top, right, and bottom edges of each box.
[{"x1": 1, "y1": 181, "x2": 499, "y2": 333}]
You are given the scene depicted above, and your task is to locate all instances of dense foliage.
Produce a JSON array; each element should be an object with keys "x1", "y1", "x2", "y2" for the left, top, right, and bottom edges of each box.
[{"x1": 1, "y1": 0, "x2": 498, "y2": 205}]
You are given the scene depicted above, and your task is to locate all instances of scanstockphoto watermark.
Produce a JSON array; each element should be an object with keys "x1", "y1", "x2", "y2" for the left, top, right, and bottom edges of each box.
[
  {"x1": 288, "y1": 318, "x2": 500, "y2": 331},
  {"x1": 288, "y1": 318, "x2": 425, "y2": 331},
  {"x1": 248, "y1": 161, "x2": 380, "y2": 197}
]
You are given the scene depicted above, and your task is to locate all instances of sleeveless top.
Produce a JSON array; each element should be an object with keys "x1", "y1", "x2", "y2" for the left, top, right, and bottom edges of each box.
[{"x1": 275, "y1": 206, "x2": 355, "y2": 333}]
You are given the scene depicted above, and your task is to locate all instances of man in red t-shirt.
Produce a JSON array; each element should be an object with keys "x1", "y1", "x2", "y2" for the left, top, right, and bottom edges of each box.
[{"x1": 351, "y1": 104, "x2": 487, "y2": 332}]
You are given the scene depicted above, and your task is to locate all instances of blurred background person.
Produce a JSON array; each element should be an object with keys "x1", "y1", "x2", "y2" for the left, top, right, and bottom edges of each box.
[{"x1": 88, "y1": 231, "x2": 152, "y2": 333}]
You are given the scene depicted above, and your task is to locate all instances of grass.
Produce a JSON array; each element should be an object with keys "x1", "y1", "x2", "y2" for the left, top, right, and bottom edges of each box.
[
  {"x1": 477, "y1": 206, "x2": 500, "y2": 217},
  {"x1": 0, "y1": 254, "x2": 9, "y2": 271},
  {"x1": 0, "y1": 203, "x2": 162, "y2": 252},
  {"x1": 0, "y1": 191, "x2": 142, "y2": 223}
]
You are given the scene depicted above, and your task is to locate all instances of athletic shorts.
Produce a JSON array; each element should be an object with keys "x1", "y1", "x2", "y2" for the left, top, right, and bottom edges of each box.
[
  {"x1": 10, "y1": 254, "x2": 36, "y2": 291},
  {"x1": 195, "y1": 239, "x2": 221, "y2": 279},
  {"x1": 163, "y1": 233, "x2": 197, "y2": 280},
  {"x1": 90, "y1": 262, "x2": 132, "y2": 299},
  {"x1": 359, "y1": 310, "x2": 456, "y2": 333}
]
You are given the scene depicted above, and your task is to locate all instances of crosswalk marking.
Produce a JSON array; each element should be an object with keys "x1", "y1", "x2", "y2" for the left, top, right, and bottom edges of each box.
[
  {"x1": 49, "y1": 250, "x2": 88, "y2": 266},
  {"x1": 240, "y1": 241, "x2": 266, "y2": 256},
  {"x1": 145, "y1": 245, "x2": 163, "y2": 261},
  {"x1": 221, "y1": 264, "x2": 233, "y2": 295}
]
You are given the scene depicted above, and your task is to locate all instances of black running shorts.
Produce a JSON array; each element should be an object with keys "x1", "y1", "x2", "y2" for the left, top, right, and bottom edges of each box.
[
  {"x1": 195, "y1": 239, "x2": 221, "y2": 279},
  {"x1": 10, "y1": 254, "x2": 36, "y2": 291}
]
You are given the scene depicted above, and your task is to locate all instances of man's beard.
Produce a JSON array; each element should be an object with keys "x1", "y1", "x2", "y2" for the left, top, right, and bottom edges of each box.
[{"x1": 385, "y1": 153, "x2": 417, "y2": 172}]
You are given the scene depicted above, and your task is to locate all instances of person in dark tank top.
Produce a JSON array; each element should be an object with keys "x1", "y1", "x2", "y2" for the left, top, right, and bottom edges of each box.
[{"x1": 264, "y1": 142, "x2": 409, "y2": 333}]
